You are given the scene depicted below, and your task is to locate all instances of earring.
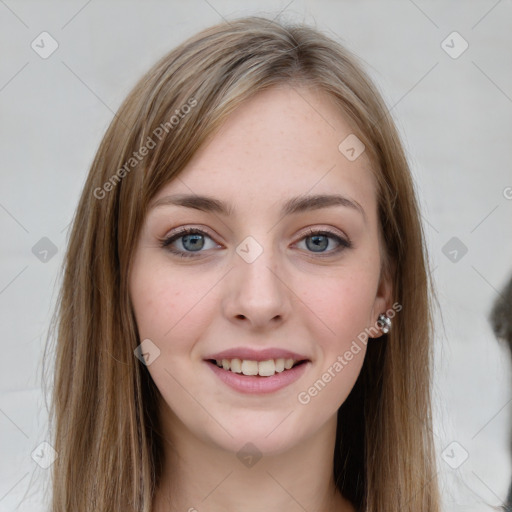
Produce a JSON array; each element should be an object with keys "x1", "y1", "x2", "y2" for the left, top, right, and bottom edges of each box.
[{"x1": 377, "y1": 313, "x2": 392, "y2": 334}]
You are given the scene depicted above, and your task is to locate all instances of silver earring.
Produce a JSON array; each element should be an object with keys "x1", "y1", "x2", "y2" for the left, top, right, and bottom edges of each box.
[{"x1": 377, "y1": 313, "x2": 392, "y2": 334}]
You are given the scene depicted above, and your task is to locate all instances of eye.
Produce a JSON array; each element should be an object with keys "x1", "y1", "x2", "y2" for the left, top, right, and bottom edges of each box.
[
  {"x1": 295, "y1": 228, "x2": 352, "y2": 255},
  {"x1": 160, "y1": 226, "x2": 352, "y2": 259},
  {"x1": 160, "y1": 227, "x2": 221, "y2": 258}
]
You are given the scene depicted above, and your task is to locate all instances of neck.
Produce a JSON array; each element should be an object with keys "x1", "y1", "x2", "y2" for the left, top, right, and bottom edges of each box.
[{"x1": 152, "y1": 405, "x2": 355, "y2": 512}]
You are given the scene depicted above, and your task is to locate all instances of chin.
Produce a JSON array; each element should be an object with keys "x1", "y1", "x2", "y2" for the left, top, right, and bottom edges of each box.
[{"x1": 204, "y1": 412, "x2": 311, "y2": 457}]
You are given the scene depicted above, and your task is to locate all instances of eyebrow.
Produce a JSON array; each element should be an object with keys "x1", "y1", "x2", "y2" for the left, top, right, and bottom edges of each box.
[{"x1": 150, "y1": 193, "x2": 367, "y2": 223}]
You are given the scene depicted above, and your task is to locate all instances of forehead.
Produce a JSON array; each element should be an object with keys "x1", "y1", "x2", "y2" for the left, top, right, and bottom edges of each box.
[{"x1": 153, "y1": 85, "x2": 377, "y2": 221}]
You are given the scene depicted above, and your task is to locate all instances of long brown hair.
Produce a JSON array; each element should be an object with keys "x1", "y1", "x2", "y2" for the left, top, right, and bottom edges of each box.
[{"x1": 43, "y1": 16, "x2": 440, "y2": 511}]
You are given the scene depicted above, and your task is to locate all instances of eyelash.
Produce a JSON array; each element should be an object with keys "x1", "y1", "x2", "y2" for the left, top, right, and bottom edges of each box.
[{"x1": 160, "y1": 227, "x2": 352, "y2": 259}]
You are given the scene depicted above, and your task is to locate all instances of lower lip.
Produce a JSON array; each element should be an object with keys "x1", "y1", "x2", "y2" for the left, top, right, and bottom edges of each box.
[{"x1": 205, "y1": 360, "x2": 310, "y2": 394}]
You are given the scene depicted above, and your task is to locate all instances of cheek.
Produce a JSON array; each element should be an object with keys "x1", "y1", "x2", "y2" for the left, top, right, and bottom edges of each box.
[
  {"x1": 130, "y1": 257, "x2": 212, "y2": 347},
  {"x1": 294, "y1": 272, "x2": 374, "y2": 412},
  {"x1": 297, "y1": 266, "x2": 379, "y2": 346}
]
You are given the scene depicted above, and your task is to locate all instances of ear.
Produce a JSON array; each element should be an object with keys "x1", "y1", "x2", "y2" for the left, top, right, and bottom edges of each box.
[{"x1": 369, "y1": 262, "x2": 394, "y2": 339}]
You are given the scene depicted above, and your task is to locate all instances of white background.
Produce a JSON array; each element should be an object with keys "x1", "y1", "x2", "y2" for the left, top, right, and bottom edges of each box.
[{"x1": 0, "y1": 1, "x2": 511, "y2": 511}]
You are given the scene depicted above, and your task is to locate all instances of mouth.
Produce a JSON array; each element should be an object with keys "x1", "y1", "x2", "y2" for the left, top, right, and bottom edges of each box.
[
  {"x1": 204, "y1": 357, "x2": 311, "y2": 394},
  {"x1": 203, "y1": 347, "x2": 312, "y2": 393},
  {"x1": 206, "y1": 357, "x2": 309, "y2": 377}
]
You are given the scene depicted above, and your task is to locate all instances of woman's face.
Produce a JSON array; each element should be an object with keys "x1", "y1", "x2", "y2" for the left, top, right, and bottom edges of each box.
[{"x1": 129, "y1": 85, "x2": 391, "y2": 455}]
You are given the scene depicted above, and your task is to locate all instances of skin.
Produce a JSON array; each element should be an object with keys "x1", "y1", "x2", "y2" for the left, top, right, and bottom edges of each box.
[{"x1": 129, "y1": 84, "x2": 392, "y2": 512}]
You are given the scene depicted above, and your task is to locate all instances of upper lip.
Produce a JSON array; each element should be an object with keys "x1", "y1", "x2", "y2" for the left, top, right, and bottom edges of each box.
[{"x1": 204, "y1": 347, "x2": 310, "y2": 362}]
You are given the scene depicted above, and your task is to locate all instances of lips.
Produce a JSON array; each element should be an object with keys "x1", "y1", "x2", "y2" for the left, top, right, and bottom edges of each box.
[
  {"x1": 205, "y1": 356, "x2": 311, "y2": 394},
  {"x1": 204, "y1": 347, "x2": 310, "y2": 362}
]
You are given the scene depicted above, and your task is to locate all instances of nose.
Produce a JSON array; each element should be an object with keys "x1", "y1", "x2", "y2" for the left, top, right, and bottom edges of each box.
[{"x1": 222, "y1": 242, "x2": 291, "y2": 331}]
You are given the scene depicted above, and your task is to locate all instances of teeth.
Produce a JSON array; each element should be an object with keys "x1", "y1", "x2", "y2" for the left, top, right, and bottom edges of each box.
[
  {"x1": 241, "y1": 360, "x2": 258, "y2": 375},
  {"x1": 230, "y1": 358, "x2": 242, "y2": 373},
  {"x1": 213, "y1": 357, "x2": 304, "y2": 377},
  {"x1": 258, "y1": 359, "x2": 275, "y2": 377}
]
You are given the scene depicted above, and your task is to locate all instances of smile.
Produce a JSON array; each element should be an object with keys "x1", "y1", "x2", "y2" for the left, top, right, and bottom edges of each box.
[
  {"x1": 210, "y1": 357, "x2": 305, "y2": 377},
  {"x1": 205, "y1": 358, "x2": 310, "y2": 394}
]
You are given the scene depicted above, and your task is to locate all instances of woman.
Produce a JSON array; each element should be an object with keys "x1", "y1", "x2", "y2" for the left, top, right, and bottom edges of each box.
[{"x1": 44, "y1": 16, "x2": 441, "y2": 512}]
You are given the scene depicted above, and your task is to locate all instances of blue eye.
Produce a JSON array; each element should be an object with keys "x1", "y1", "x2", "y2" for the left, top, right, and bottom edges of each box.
[
  {"x1": 297, "y1": 229, "x2": 351, "y2": 254},
  {"x1": 161, "y1": 228, "x2": 219, "y2": 258},
  {"x1": 161, "y1": 227, "x2": 351, "y2": 258}
]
